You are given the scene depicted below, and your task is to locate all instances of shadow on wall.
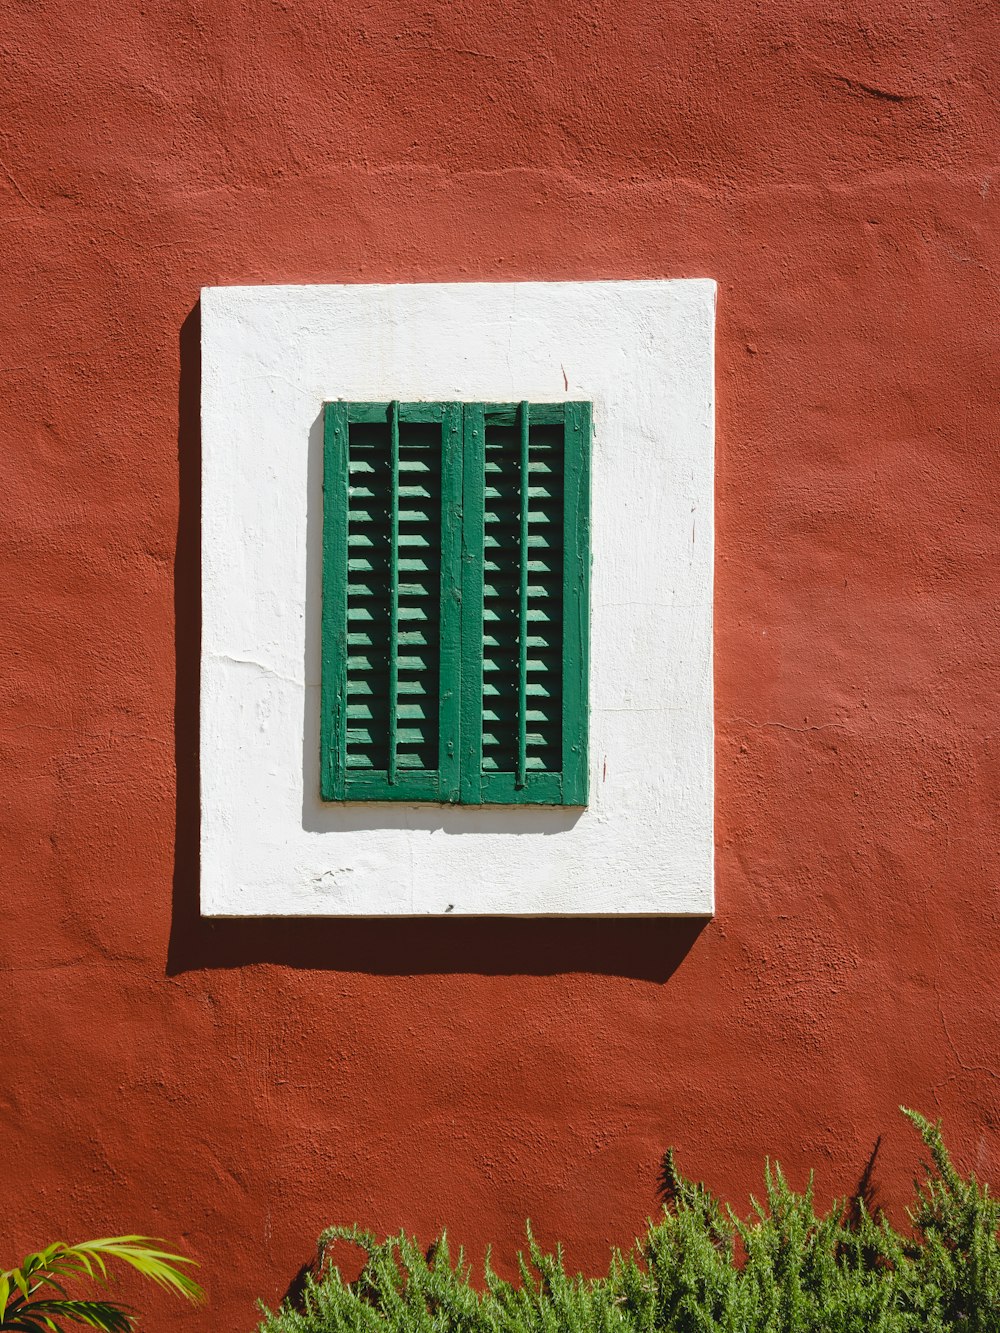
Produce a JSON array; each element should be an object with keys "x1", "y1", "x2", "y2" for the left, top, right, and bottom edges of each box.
[{"x1": 169, "y1": 301, "x2": 707, "y2": 980}]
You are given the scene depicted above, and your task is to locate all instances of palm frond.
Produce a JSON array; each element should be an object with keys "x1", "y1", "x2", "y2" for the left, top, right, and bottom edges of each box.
[
  {"x1": 56, "y1": 1240, "x2": 202, "y2": 1302},
  {"x1": 0, "y1": 1236, "x2": 203, "y2": 1333},
  {"x1": 17, "y1": 1299, "x2": 134, "y2": 1331}
]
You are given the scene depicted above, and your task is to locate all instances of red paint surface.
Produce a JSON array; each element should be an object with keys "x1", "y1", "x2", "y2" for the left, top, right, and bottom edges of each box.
[{"x1": 2, "y1": 1, "x2": 1000, "y2": 1328}]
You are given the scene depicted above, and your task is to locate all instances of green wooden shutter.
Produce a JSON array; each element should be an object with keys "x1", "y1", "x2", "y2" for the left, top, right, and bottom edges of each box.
[
  {"x1": 460, "y1": 401, "x2": 591, "y2": 806},
  {"x1": 322, "y1": 399, "x2": 590, "y2": 806},
  {"x1": 321, "y1": 401, "x2": 462, "y2": 802}
]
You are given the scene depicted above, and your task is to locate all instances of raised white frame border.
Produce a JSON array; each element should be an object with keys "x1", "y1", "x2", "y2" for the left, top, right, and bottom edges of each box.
[{"x1": 201, "y1": 280, "x2": 715, "y2": 916}]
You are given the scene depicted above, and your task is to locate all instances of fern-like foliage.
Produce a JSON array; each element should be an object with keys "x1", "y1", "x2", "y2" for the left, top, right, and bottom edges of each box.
[
  {"x1": 0, "y1": 1236, "x2": 204, "y2": 1332},
  {"x1": 258, "y1": 1110, "x2": 1000, "y2": 1333}
]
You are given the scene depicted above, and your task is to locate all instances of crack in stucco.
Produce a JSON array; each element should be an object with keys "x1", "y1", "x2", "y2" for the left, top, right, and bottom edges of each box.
[
  {"x1": 209, "y1": 653, "x2": 300, "y2": 689},
  {"x1": 830, "y1": 74, "x2": 918, "y2": 104},
  {"x1": 730, "y1": 716, "x2": 845, "y2": 734}
]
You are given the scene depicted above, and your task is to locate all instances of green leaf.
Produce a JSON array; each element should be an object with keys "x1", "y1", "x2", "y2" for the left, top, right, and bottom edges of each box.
[
  {"x1": 63, "y1": 1240, "x2": 202, "y2": 1303},
  {"x1": 22, "y1": 1299, "x2": 134, "y2": 1332},
  {"x1": 0, "y1": 1236, "x2": 202, "y2": 1332}
]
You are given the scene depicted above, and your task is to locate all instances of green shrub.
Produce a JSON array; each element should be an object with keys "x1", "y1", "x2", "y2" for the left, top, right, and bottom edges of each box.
[{"x1": 259, "y1": 1110, "x2": 1000, "y2": 1333}]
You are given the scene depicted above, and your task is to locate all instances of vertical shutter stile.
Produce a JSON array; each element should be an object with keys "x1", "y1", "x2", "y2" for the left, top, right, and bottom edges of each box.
[
  {"x1": 561, "y1": 400, "x2": 591, "y2": 805},
  {"x1": 321, "y1": 401, "x2": 350, "y2": 801},
  {"x1": 516, "y1": 400, "x2": 530, "y2": 789},
  {"x1": 479, "y1": 406, "x2": 522, "y2": 784},
  {"x1": 460, "y1": 403, "x2": 486, "y2": 804},
  {"x1": 438, "y1": 403, "x2": 464, "y2": 801},
  {"x1": 387, "y1": 399, "x2": 400, "y2": 785}
]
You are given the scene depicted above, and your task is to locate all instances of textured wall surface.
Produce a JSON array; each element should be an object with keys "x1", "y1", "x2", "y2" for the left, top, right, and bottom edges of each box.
[{"x1": 2, "y1": 1, "x2": 999, "y2": 1329}]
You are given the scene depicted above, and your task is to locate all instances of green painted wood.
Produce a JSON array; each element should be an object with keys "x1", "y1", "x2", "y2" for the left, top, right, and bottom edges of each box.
[
  {"x1": 460, "y1": 403, "x2": 486, "y2": 804},
  {"x1": 348, "y1": 402, "x2": 448, "y2": 424},
  {"x1": 479, "y1": 403, "x2": 567, "y2": 426},
  {"x1": 476, "y1": 406, "x2": 570, "y2": 804},
  {"x1": 387, "y1": 400, "x2": 400, "y2": 784},
  {"x1": 560, "y1": 401, "x2": 591, "y2": 805},
  {"x1": 325, "y1": 400, "x2": 452, "y2": 802},
  {"x1": 516, "y1": 400, "x2": 530, "y2": 789},
  {"x1": 438, "y1": 402, "x2": 464, "y2": 801},
  {"x1": 321, "y1": 401, "x2": 350, "y2": 800},
  {"x1": 322, "y1": 399, "x2": 590, "y2": 807},
  {"x1": 480, "y1": 771, "x2": 563, "y2": 804},
  {"x1": 481, "y1": 410, "x2": 521, "y2": 785},
  {"x1": 341, "y1": 771, "x2": 445, "y2": 802}
]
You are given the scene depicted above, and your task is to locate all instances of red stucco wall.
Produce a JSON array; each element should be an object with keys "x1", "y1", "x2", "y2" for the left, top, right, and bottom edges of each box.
[{"x1": 3, "y1": 1, "x2": 999, "y2": 1327}]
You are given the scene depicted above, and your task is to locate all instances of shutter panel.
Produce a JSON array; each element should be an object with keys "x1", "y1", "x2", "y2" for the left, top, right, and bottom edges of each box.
[
  {"x1": 321, "y1": 402, "x2": 462, "y2": 802},
  {"x1": 323, "y1": 399, "x2": 589, "y2": 807},
  {"x1": 463, "y1": 402, "x2": 591, "y2": 806}
]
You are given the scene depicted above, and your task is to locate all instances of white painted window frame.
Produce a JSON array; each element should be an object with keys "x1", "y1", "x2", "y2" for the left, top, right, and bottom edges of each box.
[{"x1": 201, "y1": 280, "x2": 715, "y2": 916}]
